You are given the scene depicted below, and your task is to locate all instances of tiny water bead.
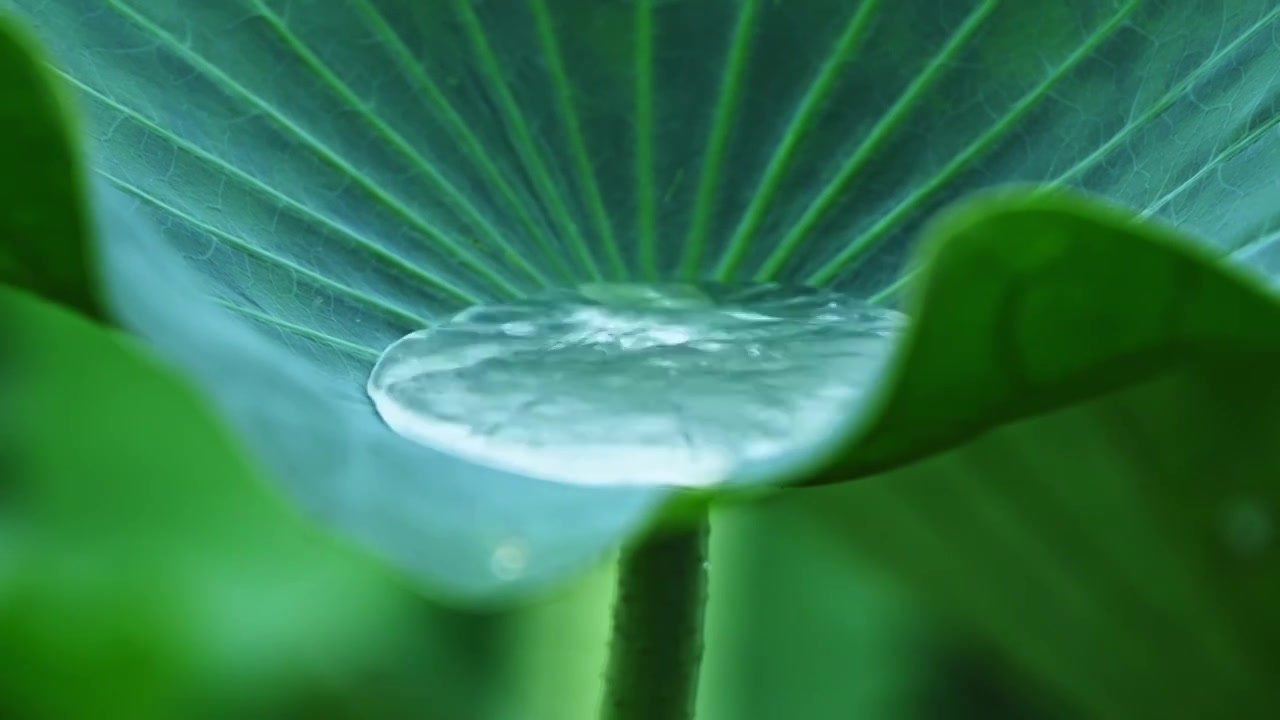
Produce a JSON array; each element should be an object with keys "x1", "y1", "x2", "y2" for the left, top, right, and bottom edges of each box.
[
  {"x1": 489, "y1": 536, "x2": 530, "y2": 581},
  {"x1": 367, "y1": 283, "x2": 907, "y2": 487}
]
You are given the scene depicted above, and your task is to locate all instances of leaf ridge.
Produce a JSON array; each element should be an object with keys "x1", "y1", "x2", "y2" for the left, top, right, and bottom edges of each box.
[
  {"x1": 59, "y1": 71, "x2": 484, "y2": 306},
  {"x1": 711, "y1": 0, "x2": 881, "y2": 282},
  {"x1": 216, "y1": 299, "x2": 382, "y2": 361},
  {"x1": 350, "y1": 0, "x2": 580, "y2": 286},
  {"x1": 101, "y1": 169, "x2": 431, "y2": 328},
  {"x1": 106, "y1": 0, "x2": 525, "y2": 300},
  {"x1": 678, "y1": 0, "x2": 761, "y2": 280},
  {"x1": 530, "y1": 0, "x2": 630, "y2": 282},
  {"x1": 634, "y1": 0, "x2": 658, "y2": 280},
  {"x1": 1051, "y1": 5, "x2": 1280, "y2": 187},
  {"x1": 1141, "y1": 106, "x2": 1280, "y2": 219},
  {"x1": 451, "y1": 0, "x2": 603, "y2": 283},
  {"x1": 804, "y1": 0, "x2": 1139, "y2": 287},
  {"x1": 753, "y1": 0, "x2": 1000, "y2": 283},
  {"x1": 250, "y1": 0, "x2": 555, "y2": 291}
]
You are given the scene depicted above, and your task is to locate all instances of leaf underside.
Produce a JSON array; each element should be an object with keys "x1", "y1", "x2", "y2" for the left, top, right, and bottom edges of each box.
[{"x1": 3, "y1": 0, "x2": 1280, "y2": 601}]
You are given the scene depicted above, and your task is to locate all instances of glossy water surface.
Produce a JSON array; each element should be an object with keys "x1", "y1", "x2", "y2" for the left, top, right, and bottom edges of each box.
[{"x1": 368, "y1": 283, "x2": 906, "y2": 487}]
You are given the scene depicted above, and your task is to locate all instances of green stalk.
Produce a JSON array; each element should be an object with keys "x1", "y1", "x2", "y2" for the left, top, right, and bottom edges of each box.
[{"x1": 601, "y1": 518, "x2": 711, "y2": 720}]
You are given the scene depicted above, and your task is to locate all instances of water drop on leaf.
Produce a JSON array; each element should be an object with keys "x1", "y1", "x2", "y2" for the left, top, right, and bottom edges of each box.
[{"x1": 368, "y1": 284, "x2": 906, "y2": 487}]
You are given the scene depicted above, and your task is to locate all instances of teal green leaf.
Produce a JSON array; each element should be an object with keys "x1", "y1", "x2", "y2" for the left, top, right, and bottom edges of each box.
[
  {"x1": 85, "y1": 179, "x2": 669, "y2": 602},
  {"x1": 4, "y1": 0, "x2": 1280, "y2": 601}
]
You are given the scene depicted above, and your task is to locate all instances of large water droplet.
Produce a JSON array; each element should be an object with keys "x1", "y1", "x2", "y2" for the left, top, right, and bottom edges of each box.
[{"x1": 368, "y1": 283, "x2": 906, "y2": 487}]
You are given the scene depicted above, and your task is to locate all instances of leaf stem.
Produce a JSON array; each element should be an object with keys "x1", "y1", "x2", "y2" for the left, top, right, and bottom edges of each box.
[{"x1": 602, "y1": 518, "x2": 710, "y2": 720}]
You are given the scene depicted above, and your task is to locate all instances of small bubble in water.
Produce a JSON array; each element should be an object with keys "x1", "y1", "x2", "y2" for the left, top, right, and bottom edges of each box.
[
  {"x1": 490, "y1": 537, "x2": 529, "y2": 580},
  {"x1": 501, "y1": 321, "x2": 538, "y2": 337}
]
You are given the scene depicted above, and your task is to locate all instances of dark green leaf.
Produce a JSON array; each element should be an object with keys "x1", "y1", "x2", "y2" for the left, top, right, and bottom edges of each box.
[
  {"x1": 0, "y1": 17, "x2": 98, "y2": 317},
  {"x1": 791, "y1": 191, "x2": 1280, "y2": 486},
  {"x1": 783, "y1": 352, "x2": 1280, "y2": 717}
]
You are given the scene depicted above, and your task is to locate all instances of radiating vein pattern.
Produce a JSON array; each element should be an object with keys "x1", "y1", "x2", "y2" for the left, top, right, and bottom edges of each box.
[
  {"x1": 8, "y1": 0, "x2": 1280, "y2": 383},
  {"x1": 368, "y1": 283, "x2": 906, "y2": 486}
]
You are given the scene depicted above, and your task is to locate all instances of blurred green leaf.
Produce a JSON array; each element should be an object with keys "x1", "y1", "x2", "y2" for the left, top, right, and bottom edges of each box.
[
  {"x1": 2, "y1": 0, "x2": 1280, "y2": 603},
  {"x1": 786, "y1": 353, "x2": 1280, "y2": 718},
  {"x1": 0, "y1": 17, "x2": 98, "y2": 317},
  {"x1": 0, "y1": 286, "x2": 413, "y2": 720},
  {"x1": 697, "y1": 505, "x2": 927, "y2": 720}
]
